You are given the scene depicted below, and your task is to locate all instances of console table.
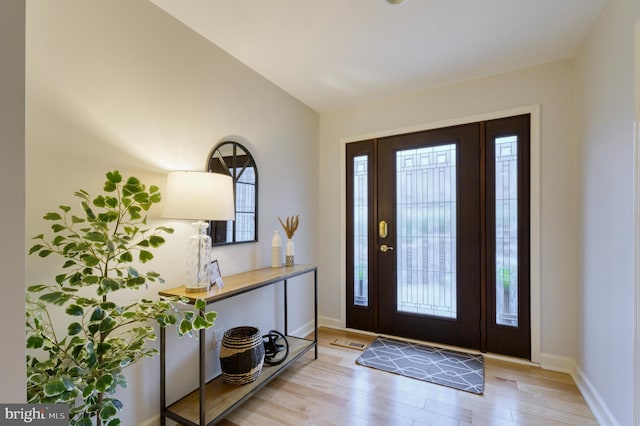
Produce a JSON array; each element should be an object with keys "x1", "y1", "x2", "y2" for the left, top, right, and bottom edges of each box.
[{"x1": 158, "y1": 264, "x2": 318, "y2": 426}]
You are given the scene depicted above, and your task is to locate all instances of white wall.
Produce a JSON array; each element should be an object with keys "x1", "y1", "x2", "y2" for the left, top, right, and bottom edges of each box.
[
  {"x1": 26, "y1": 1, "x2": 318, "y2": 424},
  {"x1": 318, "y1": 59, "x2": 579, "y2": 362},
  {"x1": 0, "y1": 0, "x2": 26, "y2": 403},
  {"x1": 573, "y1": 0, "x2": 640, "y2": 424},
  {"x1": 635, "y1": 20, "x2": 640, "y2": 426}
]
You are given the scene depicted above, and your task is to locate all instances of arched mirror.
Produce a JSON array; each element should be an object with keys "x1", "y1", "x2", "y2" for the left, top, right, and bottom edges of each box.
[{"x1": 208, "y1": 141, "x2": 258, "y2": 245}]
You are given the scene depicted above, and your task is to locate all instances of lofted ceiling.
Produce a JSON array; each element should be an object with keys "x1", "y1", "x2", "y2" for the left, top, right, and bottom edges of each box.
[{"x1": 151, "y1": 0, "x2": 607, "y2": 113}]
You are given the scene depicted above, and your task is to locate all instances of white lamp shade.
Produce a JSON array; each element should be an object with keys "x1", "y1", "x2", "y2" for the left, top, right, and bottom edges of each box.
[{"x1": 162, "y1": 171, "x2": 235, "y2": 221}]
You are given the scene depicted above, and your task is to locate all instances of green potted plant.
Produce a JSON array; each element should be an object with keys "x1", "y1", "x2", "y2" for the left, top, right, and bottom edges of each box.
[{"x1": 26, "y1": 171, "x2": 216, "y2": 426}]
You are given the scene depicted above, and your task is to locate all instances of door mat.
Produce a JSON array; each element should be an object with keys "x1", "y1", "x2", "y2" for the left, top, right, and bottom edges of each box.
[
  {"x1": 330, "y1": 338, "x2": 368, "y2": 351},
  {"x1": 356, "y1": 337, "x2": 484, "y2": 394}
]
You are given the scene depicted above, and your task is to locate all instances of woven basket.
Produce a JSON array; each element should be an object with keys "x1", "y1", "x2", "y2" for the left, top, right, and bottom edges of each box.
[{"x1": 219, "y1": 326, "x2": 265, "y2": 385}]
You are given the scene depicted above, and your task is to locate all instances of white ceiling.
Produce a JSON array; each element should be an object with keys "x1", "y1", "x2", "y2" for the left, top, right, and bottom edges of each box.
[{"x1": 151, "y1": 0, "x2": 607, "y2": 113}]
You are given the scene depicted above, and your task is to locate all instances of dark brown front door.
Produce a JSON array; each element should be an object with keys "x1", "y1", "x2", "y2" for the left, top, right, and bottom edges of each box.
[
  {"x1": 346, "y1": 115, "x2": 530, "y2": 358},
  {"x1": 377, "y1": 123, "x2": 481, "y2": 349}
]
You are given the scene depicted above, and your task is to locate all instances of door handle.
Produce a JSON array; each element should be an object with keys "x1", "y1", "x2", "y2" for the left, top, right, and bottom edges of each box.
[{"x1": 379, "y1": 244, "x2": 394, "y2": 253}]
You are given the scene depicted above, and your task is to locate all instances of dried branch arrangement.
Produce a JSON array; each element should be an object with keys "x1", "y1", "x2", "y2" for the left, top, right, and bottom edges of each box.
[{"x1": 278, "y1": 215, "x2": 299, "y2": 239}]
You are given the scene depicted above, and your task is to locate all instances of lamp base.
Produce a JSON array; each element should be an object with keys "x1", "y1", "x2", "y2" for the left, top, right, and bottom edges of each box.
[
  {"x1": 185, "y1": 221, "x2": 212, "y2": 293},
  {"x1": 184, "y1": 284, "x2": 210, "y2": 293}
]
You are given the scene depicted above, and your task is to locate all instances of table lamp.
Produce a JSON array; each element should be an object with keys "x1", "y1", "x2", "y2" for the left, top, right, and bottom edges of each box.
[{"x1": 162, "y1": 171, "x2": 235, "y2": 292}]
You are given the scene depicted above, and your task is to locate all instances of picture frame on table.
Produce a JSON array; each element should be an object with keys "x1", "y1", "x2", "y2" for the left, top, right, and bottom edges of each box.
[{"x1": 209, "y1": 259, "x2": 224, "y2": 288}]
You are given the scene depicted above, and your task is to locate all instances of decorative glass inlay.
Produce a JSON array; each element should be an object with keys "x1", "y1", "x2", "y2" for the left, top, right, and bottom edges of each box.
[
  {"x1": 353, "y1": 155, "x2": 369, "y2": 307},
  {"x1": 396, "y1": 144, "x2": 457, "y2": 318},
  {"x1": 495, "y1": 135, "x2": 519, "y2": 327}
]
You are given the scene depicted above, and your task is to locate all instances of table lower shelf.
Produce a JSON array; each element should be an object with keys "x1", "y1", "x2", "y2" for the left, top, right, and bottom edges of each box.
[{"x1": 164, "y1": 336, "x2": 316, "y2": 426}]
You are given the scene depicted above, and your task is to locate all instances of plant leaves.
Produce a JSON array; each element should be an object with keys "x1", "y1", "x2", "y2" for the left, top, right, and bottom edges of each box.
[
  {"x1": 27, "y1": 373, "x2": 47, "y2": 385},
  {"x1": 148, "y1": 235, "x2": 165, "y2": 247},
  {"x1": 81, "y1": 255, "x2": 100, "y2": 267},
  {"x1": 82, "y1": 275, "x2": 100, "y2": 285},
  {"x1": 125, "y1": 176, "x2": 140, "y2": 187},
  {"x1": 205, "y1": 312, "x2": 218, "y2": 324},
  {"x1": 100, "y1": 405, "x2": 117, "y2": 421},
  {"x1": 88, "y1": 323, "x2": 100, "y2": 335},
  {"x1": 90, "y1": 307, "x2": 104, "y2": 322},
  {"x1": 65, "y1": 305, "x2": 83, "y2": 316},
  {"x1": 26, "y1": 335, "x2": 44, "y2": 349},
  {"x1": 43, "y1": 212, "x2": 62, "y2": 221},
  {"x1": 93, "y1": 196, "x2": 106, "y2": 207},
  {"x1": 82, "y1": 383, "x2": 95, "y2": 399},
  {"x1": 111, "y1": 399, "x2": 124, "y2": 410},
  {"x1": 28, "y1": 244, "x2": 44, "y2": 255},
  {"x1": 119, "y1": 252, "x2": 133, "y2": 263},
  {"x1": 39, "y1": 292, "x2": 62, "y2": 304},
  {"x1": 95, "y1": 374, "x2": 114, "y2": 392},
  {"x1": 193, "y1": 315, "x2": 207, "y2": 330},
  {"x1": 107, "y1": 418, "x2": 121, "y2": 426},
  {"x1": 84, "y1": 232, "x2": 106, "y2": 243},
  {"x1": 38, "y1": 249, "x2": 53, "y2": 258},
  {"x1": 62, "y1": 376, "x2": 76, "y2": 391},
  {"x1": 71, "y1": 215, "x2": 85, "y2": 224},
  {"x1": 133, "y1": 192, "x2": 149, "y2": 204},
  {"x1": 105, "y1": 196, "x2": 118, "y2": 208},
  {"x1": 119, "y1": 357, "x2": 132, "y2": 368},
  {"x1": 43, "y1": 379, "x2": 66, "y2": 397},
  {"x1": 51, "y1": 224, "x2": 65, "y2": 233},
  {"x1": 62, "y1": 260, "x2": 76, "y2": 268},
  {"x1": 96, "y1": 342, "x2": 112, "y2": 356},
  {"x1": 128, "y1": 205, "x2": 141, "y2": 220},
  {"x1": 104, "y1": 180, "x2": 117, "y2": 192},
  {"x1": 150, "y1": 192, "x2": 161, "y2": 203},
  {"x1": 106, "y1": 170, "x2": 122, "y2": 184},
  {"x1": 100, "y1": 317, "x2": 116, "y2": 333},
  {"x1": 179, "y1": 319, "x2": 192, "y2": 335},
  {"x1": 52, "y1": 235, "x2": 66, "y2": 246},
  {"x1": 139, "y1": 250, "x2": 153, "y2": 263},
  {"x1": 68, "y1": 322, "x2": 83, "y2": 336},
  {"x1": 100, "y1": 301, "x2": 116, "y2": 310}
]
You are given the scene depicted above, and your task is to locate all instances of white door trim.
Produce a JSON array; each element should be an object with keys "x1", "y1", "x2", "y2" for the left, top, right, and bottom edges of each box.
[{"x1": 339, "y1": 104, "x2": 542, "y2": 363}]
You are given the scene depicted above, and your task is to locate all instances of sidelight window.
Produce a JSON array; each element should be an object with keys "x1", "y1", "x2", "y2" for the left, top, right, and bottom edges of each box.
[{"x1": 495, "y1": 136, "x2": 519, "y2": 327}]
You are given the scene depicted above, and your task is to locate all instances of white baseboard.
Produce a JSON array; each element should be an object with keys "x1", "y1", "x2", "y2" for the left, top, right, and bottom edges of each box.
[
  {"x1": 319, "y1": 315, "x2": 341, "y2": 329},
  {"x1": 572, "y1": 364, "x2": 620, "y2": 426},
  {"x1": 290, "y1": 320, "x2": 315, "y2": 338},
  {"x1": 538, "y1": 352, "x2": 575, "y2": 373},
  {"x1": 539, "y1": 353, "x2": 619, "y2": 426}
]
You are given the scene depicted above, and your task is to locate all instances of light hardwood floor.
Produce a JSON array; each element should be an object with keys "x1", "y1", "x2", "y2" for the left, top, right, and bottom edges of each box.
[{"x1": 218, "y1": 328, "x2": 597, "y2": 425}]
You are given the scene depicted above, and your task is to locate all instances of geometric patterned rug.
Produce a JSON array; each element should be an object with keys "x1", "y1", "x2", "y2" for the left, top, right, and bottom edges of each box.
[{"x1": 356, "y1": 337, "x2": 484, "y2": 394}]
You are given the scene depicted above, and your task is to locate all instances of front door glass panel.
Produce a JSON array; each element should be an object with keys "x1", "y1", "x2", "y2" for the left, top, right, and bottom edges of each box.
[{"x1": 396, "y1": 144, "x2": 457, "y2": 318}]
